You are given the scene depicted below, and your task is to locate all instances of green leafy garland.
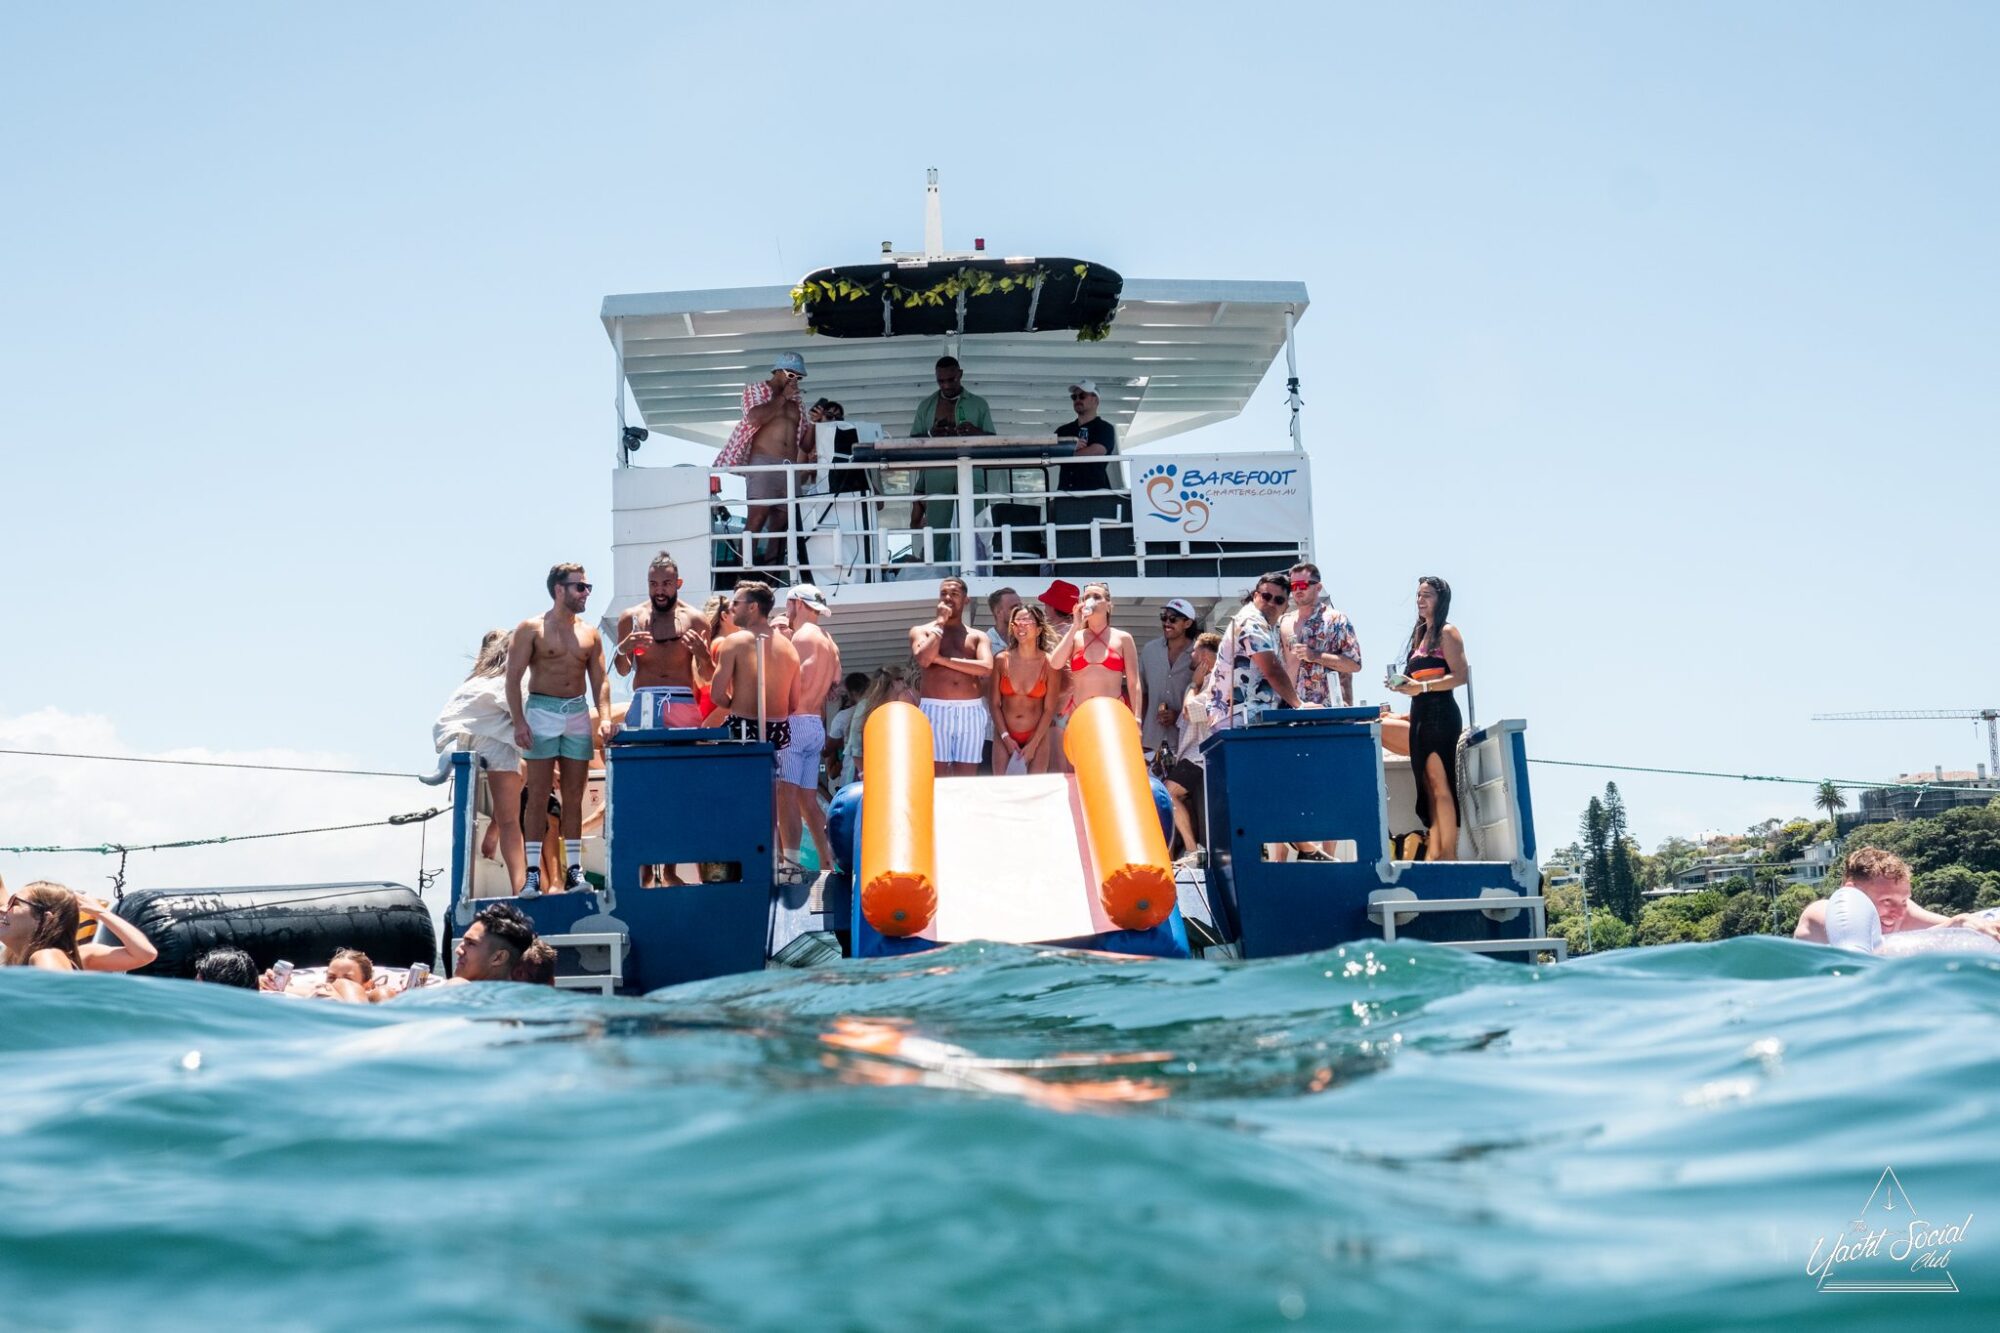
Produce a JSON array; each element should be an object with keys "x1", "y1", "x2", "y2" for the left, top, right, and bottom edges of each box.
[{"x1": 791, "y1": 263, "x2": 1111, "y2": 341}]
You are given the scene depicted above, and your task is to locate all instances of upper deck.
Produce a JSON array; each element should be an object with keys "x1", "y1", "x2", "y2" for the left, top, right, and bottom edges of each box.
[{"x1": 599, "y1": 256, "x2": 1315, "y2": 667}]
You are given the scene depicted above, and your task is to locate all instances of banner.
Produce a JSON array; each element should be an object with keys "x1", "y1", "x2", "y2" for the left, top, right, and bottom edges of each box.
[{"x1": 1128, "y1": 452, "x2": 1308, "y2": 543}]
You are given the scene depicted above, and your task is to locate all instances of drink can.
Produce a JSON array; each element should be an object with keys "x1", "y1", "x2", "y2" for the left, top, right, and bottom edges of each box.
[
  {"x1": 269, "y1": 960, "x2": 294, "y2": 991},
  {"x1": 406, "y1": 962, "x2": 432, "y2": 991}
]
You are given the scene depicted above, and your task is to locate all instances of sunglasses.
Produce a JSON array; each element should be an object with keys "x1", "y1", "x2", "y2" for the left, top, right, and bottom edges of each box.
[
  {"x1": 1255, "y1": 590, "x2": 1286, "y2": 605},
  {"x1": 1159, "y1": 612, "x2": 1187, "y2": 622},
  {"x1": 564, "y1": 582, "x2": 594, "y2": 593},
  {"x1": 1290, "y1": 579, "x2": 1317, "y2": 591},
  {"x1": 1070, "y1": 391, "x2": 1093, "y2": 400}
]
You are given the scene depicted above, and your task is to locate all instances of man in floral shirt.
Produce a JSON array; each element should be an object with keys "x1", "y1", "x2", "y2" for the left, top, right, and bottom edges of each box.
[
  {"x1": 1207, "y1": 573, "x2": 1304, "y2": 730},
  {"x1": 1279, "y1": 561, "x2": 1362, "y2": 706}
]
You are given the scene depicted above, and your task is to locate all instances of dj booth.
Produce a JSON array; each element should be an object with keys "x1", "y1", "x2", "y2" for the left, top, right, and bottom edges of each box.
[{"x1": 791, "y1": 424, "x2": 1129, "y2": 583}]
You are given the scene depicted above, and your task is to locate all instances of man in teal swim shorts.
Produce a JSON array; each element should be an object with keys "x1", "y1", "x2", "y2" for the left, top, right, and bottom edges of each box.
[{"x1": 506, "y1": 562, "x2": 612, "y2": 896}]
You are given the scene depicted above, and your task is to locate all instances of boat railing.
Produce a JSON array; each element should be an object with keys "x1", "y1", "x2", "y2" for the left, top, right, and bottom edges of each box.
[{"x1": 699, "y1": 450, "x2": 1311, "y2": 589}]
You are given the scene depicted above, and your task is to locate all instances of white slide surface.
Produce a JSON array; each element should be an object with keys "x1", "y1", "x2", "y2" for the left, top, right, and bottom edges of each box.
[{"x1": 927, "y1": 774, "x2": 1116, "y2": 943}]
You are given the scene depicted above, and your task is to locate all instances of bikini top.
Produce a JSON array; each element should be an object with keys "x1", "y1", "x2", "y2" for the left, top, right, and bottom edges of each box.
[
  {"x1": 998, "y1": 665, "x2": 1049, "y2": 699},
  {"x1": 1070, "y1": 626, "x2": 1126, "y2": 675}
]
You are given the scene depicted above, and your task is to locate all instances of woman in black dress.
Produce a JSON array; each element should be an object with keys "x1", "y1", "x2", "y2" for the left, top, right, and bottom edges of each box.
[{"x1": 1379, "y1": 576, "x2": 1468, "y2": 861}]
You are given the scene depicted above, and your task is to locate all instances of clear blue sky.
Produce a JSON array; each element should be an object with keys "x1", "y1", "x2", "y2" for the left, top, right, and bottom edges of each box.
[{"x1": 4, "y1": 2, "x2": 1996, "y2": 884}]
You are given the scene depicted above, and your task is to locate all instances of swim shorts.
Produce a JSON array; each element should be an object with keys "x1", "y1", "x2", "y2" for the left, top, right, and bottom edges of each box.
[
  {"x1": 726, "y1": 715, "x2": 793, "y2": 749},
  {"x1": 919, "y1": 696, "x2": 987, "y2": 765},
  {"x1": 525, "y1": 693, "x2": 593, "y2": 761},
  {"x1": 626, "y1": 686, "x2": 704, "y2": 731},
  {"x1": 776, "y1": 713, "x2": 826, "y2": 788}
]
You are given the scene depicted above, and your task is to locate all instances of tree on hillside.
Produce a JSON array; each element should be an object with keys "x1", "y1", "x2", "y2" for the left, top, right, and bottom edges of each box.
[
  {"x1": 1814, "y1": 780, "x2": 1847, "y2": 833},
  {"x1": 1652, "y1": 836, "x2": 1701, "y2": 886},
  {"x1": 1604, "y1": 783, "x2": 1641, "y2": 922},
  {"x1": 1580, "y1": 798, "x2": 1612, "y2": 920},
  {"x1": 1768, "y1": 819, "x2": 1821, "y2": 866}
]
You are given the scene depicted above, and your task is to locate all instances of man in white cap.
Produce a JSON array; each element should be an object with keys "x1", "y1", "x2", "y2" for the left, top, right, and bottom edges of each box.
[
  {"x1": 1139, "y1": 598, "x2": 1201, "y2": 760},
  {"x1": 1055, "y1": 378, "x2": 1118, "y2": 494},
  {"x1": 732, "y1": 352, "x2": 814, "y2": 567},
  {"x1": 777, "y1": 583, "x2": 841, "y2": 879}
]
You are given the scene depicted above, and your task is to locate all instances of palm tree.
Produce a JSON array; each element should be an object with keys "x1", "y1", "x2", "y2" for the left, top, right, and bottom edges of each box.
[{"x1": 1814, "y1": 780, "x2": 1848, "y2": 841}]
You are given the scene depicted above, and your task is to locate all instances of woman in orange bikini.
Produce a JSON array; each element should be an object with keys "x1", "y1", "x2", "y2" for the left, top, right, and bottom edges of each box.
[
  {"x1": 988, "y1": 603, "x2": 1059, "y2": 774},
  {"x1": 1047, "y1": 582, "x2": 1144, "y2": 775}
]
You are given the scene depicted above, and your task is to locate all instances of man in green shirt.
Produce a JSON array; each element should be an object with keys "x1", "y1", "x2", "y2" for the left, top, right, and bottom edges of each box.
[
  {"x1": 908, "y1": 355, "x2": 994, "y2": 437},
  {"x1": 908, "y1": 355, "x2": 994, "y2": 563}
]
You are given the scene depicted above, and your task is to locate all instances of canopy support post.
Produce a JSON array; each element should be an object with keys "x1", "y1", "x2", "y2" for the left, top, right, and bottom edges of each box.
[
  {"x1": 1283, "y1": 306, "x2": 1304, "y2": 454},
  {"x1": 613, "y1": 320, "x2": 630, "y2": 468}
]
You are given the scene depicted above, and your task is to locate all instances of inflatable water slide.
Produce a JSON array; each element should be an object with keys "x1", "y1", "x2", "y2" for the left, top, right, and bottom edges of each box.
[{"x1": 836, "y1": 698, "x2": 1190, "y2": 960}]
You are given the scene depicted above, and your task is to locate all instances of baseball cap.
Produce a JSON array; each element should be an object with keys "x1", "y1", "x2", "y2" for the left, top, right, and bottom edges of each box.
[
  {"x1": 1068, "y1": 379, "x2": 1098, "y2": 397},
  {"x1": 1162, "y1": 597, "x2": 1198, "y2": 622},
  {"x1": 787, "y1": 583, "x2": 831, "y2": 617},
  {"x1": 772, "y1": 352, "x2": 807, "y2": 377}
]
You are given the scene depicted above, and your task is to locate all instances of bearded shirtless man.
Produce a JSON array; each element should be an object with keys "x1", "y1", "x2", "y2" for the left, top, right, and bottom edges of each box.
[
  {"x1": 776, "y1": 585, "x2": 841, "y2": 876},
  {"x1": 506, "y1": 562, "x2": 611, "y2": 896},
  {"x1": 613, "y1": 552, "x2": 709, "y2": 732},
  {"x1": 910, "y1": 576, "x2": 993, "y2": 777},
  {"x1": 741, "y1": 353, "x2": 814, "y2": 567}
]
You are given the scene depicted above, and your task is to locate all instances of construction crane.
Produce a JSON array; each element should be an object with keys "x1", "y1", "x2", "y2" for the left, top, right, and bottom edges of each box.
[{"x1": 1811, "y1": 709, "x2": 2000, "y2": 778}]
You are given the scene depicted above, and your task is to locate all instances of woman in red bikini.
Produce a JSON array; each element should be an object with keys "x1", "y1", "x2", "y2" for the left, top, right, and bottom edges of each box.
[
  {"x1": 1047, "y1": 582, "x2": 1144, "y2": 774},
  {"x1": 988, "y1": 603, "x2": 1059, "y2": 774}
]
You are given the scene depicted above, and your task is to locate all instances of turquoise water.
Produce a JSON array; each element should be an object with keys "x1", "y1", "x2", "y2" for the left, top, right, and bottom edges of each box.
[{"x1": 3, "y1": 939, "x2": 1995, "y2": 1330}]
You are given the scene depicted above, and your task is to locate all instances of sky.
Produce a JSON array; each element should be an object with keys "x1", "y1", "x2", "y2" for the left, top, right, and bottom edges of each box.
[{"x1": 3, "y1": 2, "x2": 1996, "y2": 896}]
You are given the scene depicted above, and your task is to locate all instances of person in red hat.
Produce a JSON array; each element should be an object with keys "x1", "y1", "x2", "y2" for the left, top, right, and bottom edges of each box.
[{"x1": 1036, "y1": 579, "x2": 1080, "y2": 619}]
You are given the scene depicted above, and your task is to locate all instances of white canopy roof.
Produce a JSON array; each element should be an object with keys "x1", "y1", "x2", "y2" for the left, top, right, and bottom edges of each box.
[{"x1": 602, "y1": 278, "x2": 1309, "y2": 448}]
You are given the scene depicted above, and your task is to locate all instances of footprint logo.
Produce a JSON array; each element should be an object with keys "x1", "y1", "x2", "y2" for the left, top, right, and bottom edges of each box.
[
  {"x1": 1140, "y1": 463, "x2": 1210, "y2": 533},
  {"x1": 1140, "y1": 463, "x2": 1182, "y2": 521},
  {"x1": 1175, "y1": 486, "x2": 1211, "y2": 534}
]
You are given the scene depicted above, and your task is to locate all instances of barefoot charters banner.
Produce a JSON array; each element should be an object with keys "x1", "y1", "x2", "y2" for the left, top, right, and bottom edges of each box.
[{"x1": 1131, "y1": 454, "x2": 1307, "y2": 542}]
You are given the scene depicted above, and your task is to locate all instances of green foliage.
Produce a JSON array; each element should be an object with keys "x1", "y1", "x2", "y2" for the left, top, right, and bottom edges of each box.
[
  {"x1": 1604, "y1": 785, "x2": 1642, "y2": 922},
  {"x1": 1912, "y1": 865, "x2": 2000, "y2": 916},
  {"x1": 1651, "y1": 836, "x2": 1702, "y2": 886},
  {"x1": 1767, "y1": 819, "x2": 1821, "y2": 865},
  {"x1": 1636, "y1": 890, "x2": 1726, "y2": 946},
  {"x1": 1718, "y1": 890, "x2": 1773, "y2": 938},
  {"x1": 1544, "y1": 882, "x2": 1583, "y2": 918},
  {"x1": 1846, "y1": 800, "x2": 2000, "y2": 878},
  {"x1": 1553, "y1": 909, "x2": 1632, "y2": 955},
  {"x1": 1580, "y1": 797, "x2": 1614, "y2": 919},
  {"x1": 1774, "y1": 884, "x2": 1819, "y2": 936},
  {"x1": 1977, "y1": 880, "x2": 2000, "y2": 912}
]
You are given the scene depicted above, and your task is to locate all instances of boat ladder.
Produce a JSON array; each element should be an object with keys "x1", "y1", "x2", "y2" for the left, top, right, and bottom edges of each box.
[
  {"x1": 540, "y1": 930, "x2": 628, "y2": 995},
  {"x1": 1366, "y1": 889, "x2": 1567, "y2": 963}
]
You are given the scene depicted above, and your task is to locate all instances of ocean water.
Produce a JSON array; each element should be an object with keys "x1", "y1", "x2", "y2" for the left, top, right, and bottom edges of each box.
[{"x1": 2, "y1": 939, "x2": 1995, "y2": 1331}]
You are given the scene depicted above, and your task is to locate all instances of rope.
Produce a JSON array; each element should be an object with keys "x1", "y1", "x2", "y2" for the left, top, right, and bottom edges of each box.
[
  {"x1": 1528, "y1": 757, "x2": 1999, "y2": 795},
  {"x1": 1, "y1": 808, "x2": 444, "y2": 857},
  {"x1": 0, "y1": 746, "x2": 422, "y2": 780}
]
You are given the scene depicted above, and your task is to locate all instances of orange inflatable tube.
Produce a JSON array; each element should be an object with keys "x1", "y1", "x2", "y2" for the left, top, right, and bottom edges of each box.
[
  {"x1": 859, "y1": 702, "x2": 938, "y2": 937},
  {"x1": 1064, "y1": 697, "x2": 1176, "y2": 931}
]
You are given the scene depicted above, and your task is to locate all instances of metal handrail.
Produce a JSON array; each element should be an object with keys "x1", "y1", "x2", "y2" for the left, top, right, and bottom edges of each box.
[{"x1": 700, "y1": 451, "x2": 1311, "y2": 584}]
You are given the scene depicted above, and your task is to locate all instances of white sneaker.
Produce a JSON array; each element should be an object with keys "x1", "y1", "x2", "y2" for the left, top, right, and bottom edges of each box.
[
  {"x1": 520, "y1": 867, "x2": 542, "y2": 898},
  {"x1": 565, "y1": 864, "x2": 586, "y2": 893}
]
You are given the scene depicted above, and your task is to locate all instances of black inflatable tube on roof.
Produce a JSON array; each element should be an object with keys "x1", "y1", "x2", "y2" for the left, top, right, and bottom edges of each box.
[{"x1": 117, "y1": 882, "x2": 436, "y2": 978}]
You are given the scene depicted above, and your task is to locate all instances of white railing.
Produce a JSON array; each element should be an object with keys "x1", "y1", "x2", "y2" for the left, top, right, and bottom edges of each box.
[{"x1": 699, "y1": 451, "x2": 1311, "y2": 589}]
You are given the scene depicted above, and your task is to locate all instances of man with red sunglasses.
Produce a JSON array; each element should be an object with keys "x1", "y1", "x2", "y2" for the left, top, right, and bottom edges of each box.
[{"x1": 1278, "y1": 561, "x2": 1361, "y2": 706}]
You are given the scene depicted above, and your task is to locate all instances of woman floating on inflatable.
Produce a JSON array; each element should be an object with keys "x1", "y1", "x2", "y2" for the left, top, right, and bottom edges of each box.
[{"x1": 1798, "y1": 848, "x2": 2000, "y2": 955}]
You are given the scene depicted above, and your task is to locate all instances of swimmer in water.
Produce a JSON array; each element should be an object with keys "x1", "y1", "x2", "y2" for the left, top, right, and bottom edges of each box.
[{"x1": 1794, "y1": 846, "x2": 2000, "y2": 946}]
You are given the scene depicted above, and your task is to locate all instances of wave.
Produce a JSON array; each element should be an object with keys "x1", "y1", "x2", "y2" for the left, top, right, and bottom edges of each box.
[{"x1": 2, "y1": 940, "x2": 1995, "y2": 1329}]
